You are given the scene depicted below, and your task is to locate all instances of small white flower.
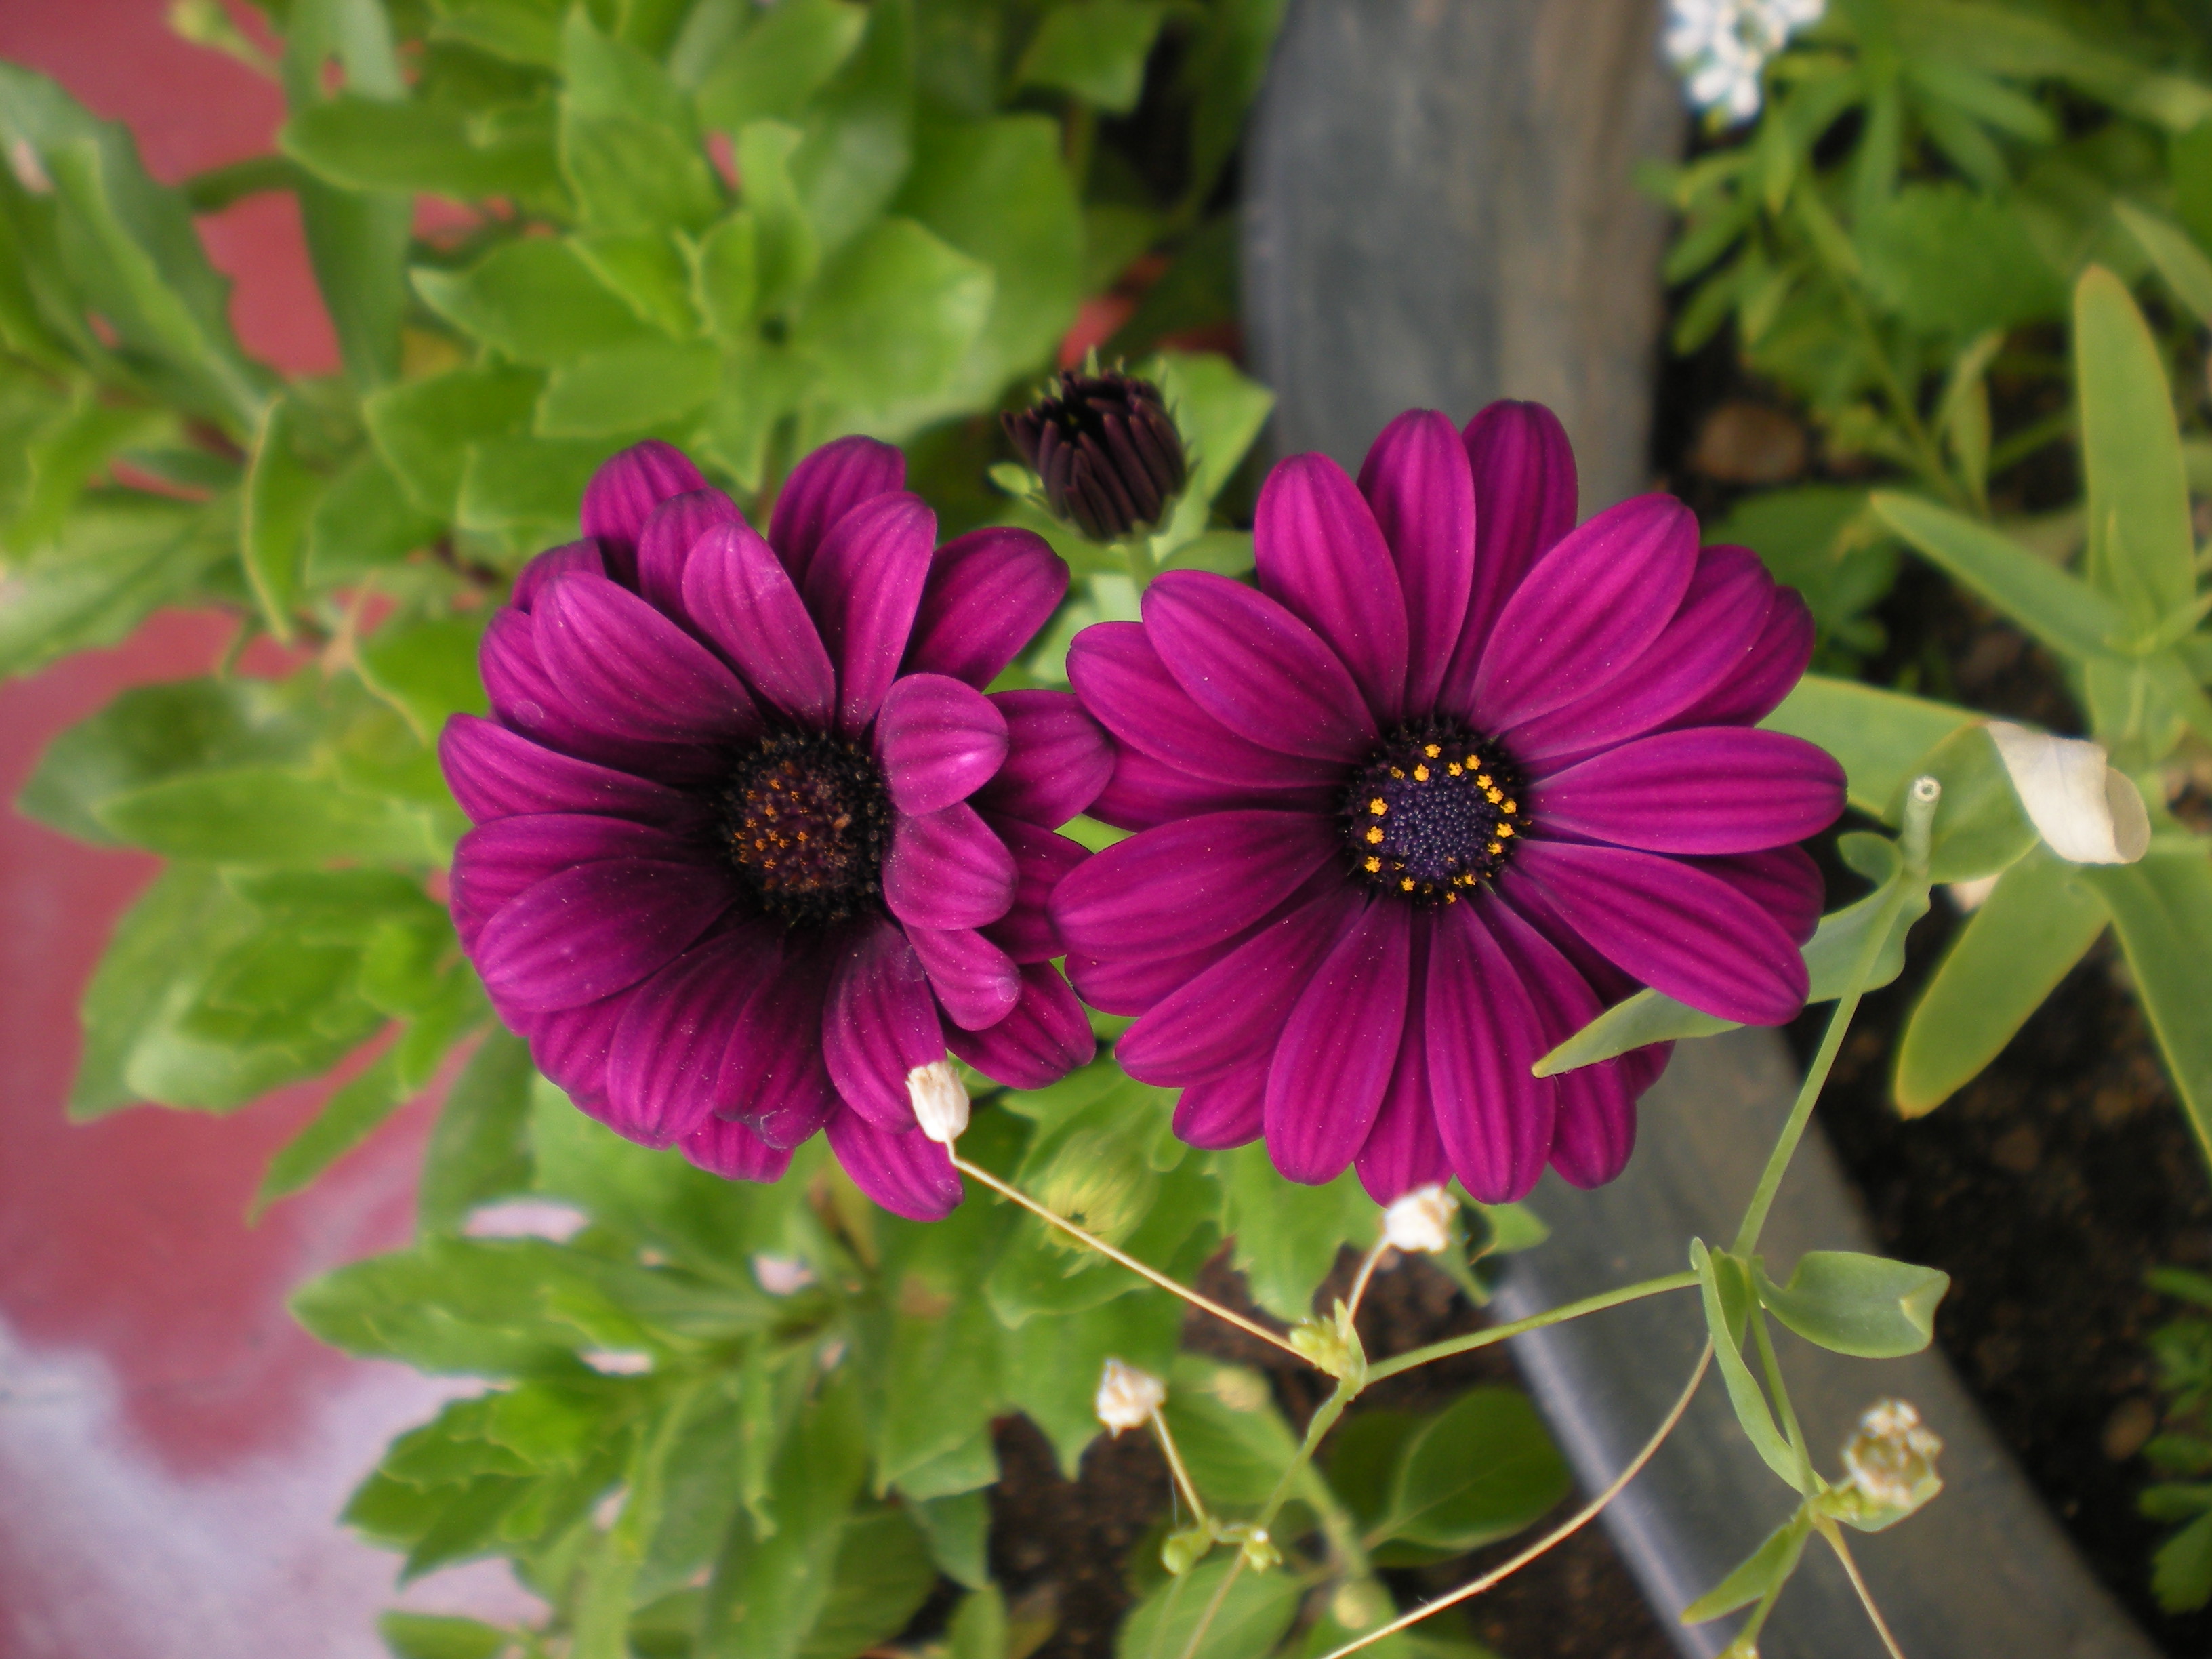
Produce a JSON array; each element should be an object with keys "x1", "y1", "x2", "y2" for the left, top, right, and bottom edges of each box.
[
  {"x1": 1985, "y1": 721, "x2": 2150, "y2": 865},
  {"x1": 462, "y1": 1198, "x2": 590, "y2": 1241},
  {"x1": 1841, "y1": 1397, "x2": 1943, "y2": 1512},
  {"x1": 752, "y1": 1253, "x2": 815, "y2": 1296},
  {"x1": 908, "y1": 1057, "x2": 970, "y2": 1144},
  {"x1": 581, "y1": 1350, "x2": 654, "y2": 1376},
  {"x1": 1664, "y1": 0, "x2": 1825, "y2": 121},
  {"x1": 1381, "y1": 1185, "x2": 1457, "y2": 1254},
  {"x1": 1094, "y1": 1357, "x2": 1166, "y2": 1435}
]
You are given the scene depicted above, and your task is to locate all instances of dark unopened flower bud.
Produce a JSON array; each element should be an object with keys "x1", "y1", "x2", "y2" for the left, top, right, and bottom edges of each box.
[{"x1": 1003, "y1": 369, "x2": 1187, "y2": 541}]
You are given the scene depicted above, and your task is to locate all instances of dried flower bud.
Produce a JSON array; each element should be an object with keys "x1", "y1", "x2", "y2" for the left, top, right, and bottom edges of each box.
[
  {"x1": 1035, "y1": 1126, "x2": 1156, "y2": 1252},
  {"x1": 1381, "y1": 1184, "x2": 1456, "y2": 1254},
  {"x1": 908, "y1": 1058, "x2": 970, "y2": 1145},
  {"x1": 1095, "y1": 1357, "x2": 1166, "y2": 1434},
  {"x1": 1003, "y1": 369, "x2": 1187, "y2": 542},
  {"x1": 1829, "y1": 1398, "x2": 1943, "y2": 1531}
]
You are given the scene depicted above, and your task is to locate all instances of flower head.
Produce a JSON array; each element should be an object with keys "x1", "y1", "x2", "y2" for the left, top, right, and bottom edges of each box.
[
  {"x1": 1832, "y1": 1398, "x2": 1943, "y2": 1530},
  {"x1": 442, "y1": 439, "x2": 1110, "y2": 1221},
  {"x1": 1054, "y1": 405, "x2": 1841, "y2": 1204},
  {"x1": 1664, "y1": 0, "x2": 1825, "y2": 121},
  {"x1": 1095, "y1": 1357, "x2": 1166, "y2": 1433},
  {"x1": 1004, "y1": 369, "x2": 1187, "y2": 542}
]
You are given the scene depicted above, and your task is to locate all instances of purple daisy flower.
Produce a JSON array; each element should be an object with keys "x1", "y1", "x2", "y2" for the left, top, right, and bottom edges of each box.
[
  {"x1": 441, "y1": 439, "x2": 1109, "y2": 1221},
  {"x1": 1051, "y1": 404, "x2": 1843, "y2": 1206}
]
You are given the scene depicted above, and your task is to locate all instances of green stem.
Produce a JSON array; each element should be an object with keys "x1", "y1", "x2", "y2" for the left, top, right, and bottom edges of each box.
[
  {"x1": 1752, "y1": 1306, "x2": 1816, "y2": 1495},
  {"x1": 1364, "y1": 1271, "x2": 1700, "y2": 1384},
  {"x1": 1837, "y1": 283, "x2": 1960, "y2": 510},
  {"x1": 1122, "y1": 535, "x2": 1155, "y2": 588},
  {"x1": 1175, "y1": 1553, "x2": 1245, "y2": 1659}
]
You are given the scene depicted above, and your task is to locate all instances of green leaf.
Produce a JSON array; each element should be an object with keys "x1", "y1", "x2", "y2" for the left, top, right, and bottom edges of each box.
[
  {"x1": 413, "y1": 239, "x2": 667, "y2": 367},
  {"x1": 1872, "y1": 491, "x2": 2127, "y2": 661},
  {"x1": 283, "y1": 95, "x2": 565, "y2": 206},
  {"x1": 1704, "y1": 487, "x2": 1896, "y2": 652},
  {"x1": 947, "y1": 1585, "x2": 1009, "y2": 1659},
  {"x1": 1181, "y1": 0, "x2": 1288, "y2": 212},
  {"x1": 5, "y1": 394, "x2": 170, "y2": 557},
  {"x1": 1532, "y1": 989, "x2": 1735, "y2": 1076},
  {"x1": 691, "y1": 210, "x2": 761, "y2": 340},
  {"x1": 243, "y1": 395, "x2": 322, "y2": 641},
  {"x1": 306, "y1": 451, "x2": 441, "y2": 583},
  {"x1": 895, "y1": 114, "x2": 1082, "y2": 409},
  {"x1": 365, "y1": 365, "x2": 544, "y2": 518},
  {"x1": 697, "y1": 0, "x2": 869, "y2": 131},
  {"x1": 2155, "y1": 1509, "x2": 2212, "y2": 1614},
  {"x1": 1016, "y1": 2, "x2": 1168, "y2": 115},
  {"x1": 696, "y1": 1374, "x2": 870, "y2": 1659},
  {"x1": 0, "y1": 496, "x2": 228, "y2": 680},
  {"x1": 66, "y1": 863, "x2": 230, "y2": 1117},
  {"x1": 419, "y1": 1030, "x2": 536, "y2": 1235},
  {"x1": 1691, "y1": 1240, "x2": 1799, "y2": 1489},
  {"x1": 786, "y1": 0, "x2": 914, "y2": 256},
  {"x1": 1763, "y1": 674, "x2": 1972, "y2": 817},
  {"x1": 1000, "y1": 1282, "x2": 1182, "y2": 1475},
  {"x1": 1113, "y1": 1555, "x2": 1302, "y2": 1659},
  {"x1": 792, "y1": 215, "x2": 993, "y2": 431},
  {"x1": 377, "y1": 1611, "x2": 514, "y2": 1659},
  {"x1": 1158, "y1": 1356, "x2": 1303, "y2": 1509},
  {"x1": 873, "y1": 1189, "x2": 1013, "y2": 1490},
  {"x1": 300, "y1": 179, "x2": 410, "y2": 391},
  {"x1": 360, "y1": 611, "x2": 491, "y2": 741},
  {"x1": 255, "y1": 1045, "x2": 411, "y2": 1213},
  {"x1": 1376, "y1": 1387, "x2": 1572, "y2": 1553},
  {"x1": 94, "y1": 766, "x2": 442, "y2": 866},
  {"x1": 428, "y1": 0, "x2": 563, "y2": 66},
  {"x1": 1752, "y1": 1250, "x2": 1948, "y2": 1359},
  {"x1": 457, "y1": 435, "x2": 606, "y2": 544},
  {"x1": 573, "y1": 1382, "x2": 704, "y2": 1659},
  {"x1": 1895, "y1": 847, "x2": 2107, "y2": 1115},
  {"x1": 570, "y1": 230, "x2": 698, "y2": 336},
  {"x1": 19, "y1": 672, "x2": 319, "y2": 848},
  {"x1": 2075, "y1": 264, "x2": 2196, "y2": 632},
  {"x1": 1853, "y1": 182, "x2": 2066, "y2": 338},
  {"x1": 1679, "y1": 1512, "x2": 1810, "y2": 1624},
  {"x1": 796, "y1": 1503, "x2": 939, "y2": 1659},
  {"x1": 912, "y1": 1490, "x2": 991, "y2": 1589},
  {"x1": 2081, "y1": 852, "x2": 2212, "y2": 1166},
  {"x1": 1218, "y1": 1143, "x2": 1372, "y2": 1322},
  {"x1": 536, "y1": 339, "x2": 721, "y2": 437},
  {"x1": 2117, "y1": 201, "x2": 2212, "y2": 327},
  {"x1": 1149, "y1": 350, "x2": 1273, "y2": 552},
  {"x1": 737, "y1": 121, "x2": 821, "y2": 314},
  {"x1": 1896, "y1": 722, "x2": 2036, "y2": 882}
]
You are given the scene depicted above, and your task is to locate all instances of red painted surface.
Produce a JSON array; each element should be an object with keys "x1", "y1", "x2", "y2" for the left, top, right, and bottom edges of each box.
[{"x1": 0, "y1": 7, "x2": 529, "y2": 1654}]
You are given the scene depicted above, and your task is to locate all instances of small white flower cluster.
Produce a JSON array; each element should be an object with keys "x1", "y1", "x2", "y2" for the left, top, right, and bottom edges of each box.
[
  {"x1": 1381, "y1": 1185, "x2": 1458, "y2": 1255},
  {"x1": 1094, "y1": 1357, "x2": 1166, "y2": 1435},
  {"x1": 1841, "y1": 1398, "x2": 1943, "y2": 1513},
  {"x1": 1664, "y1": 0, "x2": 1826, "y2": 123}
]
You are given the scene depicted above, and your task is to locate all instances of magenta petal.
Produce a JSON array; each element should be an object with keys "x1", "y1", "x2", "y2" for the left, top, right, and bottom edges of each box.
[
  {"x1": 944, "y1": 963, "x2": 1095, "y2": 1088},
  {"x1": 1532, "y1": 727, "x2": 1845, "y2": 855},
  {"x1": 1254, "y1": 453, "x2": 1410, "y2": 720},
  {"x1": 1263, "y1": 899, "x2": 1412, "y2": 1184},
  {"x1": 980, "y1": 817, "x2": 1087, "y2": 963},
  {"x1": 1174, "y1": 1068, "x2": 1266, "y2": 1151},
  {"x1": 1143, "y1": 572, "x2": 1378, "y2": 762},
  {"x1": 581, "y1": 441, "x2": 708, "y2": 582},
  {"x1": 527, "y1": 987, "x2": 634, "y2": 1103},
  {"x1": 1086, "y1": 743, "x2": 1337, "y2": 833},
  {"x1": 1513, "y1": 838, "x2": 1808, "y2": 1025},
  {"x1": 884, "y1": 802, "x2": 1017, "y2": 930},
  {"x1": 1358, "y1": 411, "x2": 1475, "y2": 712},
  {"x1": 876, "y1": 674, "x2": 1010, "y2": 816},
  {"x1": 535, "y1": 573, "x2": 761, "y2": 745},
  {"x1": 1354, "y1": 914, "x2": 1448, "y2": 1204},
  {"x1": 1507, "y1": 546, "x2": 1774, "y2": 764},
  {"x1": 906, "y1": 527, "x2": 1069, "y2": 690},
  {"x1": 1068, "y1": 623, "x2": 1345, "y2": 794},
  {"x1": 636, "y1": 488, "x2": 743, "y2": 620},
  {"x1": 1117, "y1": 886, "x2": 1359, "y2": 1086},
  {"x1": 1467, "y1": 495, "x2": 1698, "y2": 731},
  {"x1": 972, "y1": 690, "x2": 1113, "y2": 827},
  {"x1": 1426, "y1": 901, "x2": 1554, "y2": 1204},
  {"x1": 604, "y1": 928, "x2": 779, "y2": 1147},
  {"x1": 1481, "y1": 901, "x2": 1636, "y2": 1190},
  {"x1": 826, "y1": 1105, "x2": 962, "y2": 1221},
  {"x1": 822, "y1": 920, "x2": 944, "y2": 1130},
  {"x1": 475, "y1": 858, "x2": 737, "y2": 1014},
  {"x1": 1688, "y1": 844, "x2": 1824, "y2": 946},
  {"x1": 1675, "y1": 583, "x2": 1816, "y2": 729},
  {"x1": 1065, "y1": 945, "x2": 1221, "y2": 1017},
  {"x1": 682, "y1": 519, "x2": 838, "y2": 727},
  {"x1": 906, "y1": 925, "x2": 1021, "y2": 1030},
  {"x1": 1051, "y1": 810, "x2": 1338, "y2": 961},
  {"x1": 719, "y1": 943, "x2": 840, "y2": 1147},
  {"x1": 1444, "y1": 400, "x2": 1578, "y2": 690},
  {"x1": 803, "y1": 491, "x2": 937, "y2": 736},
  {"x1": 682, "y1": 1116, "x2": 794, "y2": 1183},
  {"x1": 769, "y1": 434, "x2": 906, "y2": 587},
  {"x1": 512, "y1": 539, "x2": 607, "y2": 614},
  {"x1": 440, "y1": 714, "x2": 701, "y2": 830},
  {"x1": 482, "y1": 609, "x2": 682, "y2": 777},
  {"x1": 451, "y1": 813, "x2": 699, "y2": 949}
]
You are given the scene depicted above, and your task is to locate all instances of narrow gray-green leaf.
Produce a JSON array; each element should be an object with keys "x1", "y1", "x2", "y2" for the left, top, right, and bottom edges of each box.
[{"x1": 1872, "y1": 491, "x2": 2128, "y2": 661}]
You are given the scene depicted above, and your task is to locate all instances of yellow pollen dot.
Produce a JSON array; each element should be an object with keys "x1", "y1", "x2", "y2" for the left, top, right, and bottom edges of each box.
[
  {"x1": 1390, "y1": 767, "x2": 1405, "y2": 779},
  {"x1": 1364, "y1": 856, "x2": 1381, "y2": 873},
  {"x1": 1445, "y1": 891, "x2": 1459, "y2": 903},
  {"x1": 1368, "y1": 798, "x2": 1387, "y2": 816},
  {"x1": 1413, "y1": 764, "x2": 1430, "y2": 781},
  {"x1": 1488, "y1": 841, "x2": 1502, "y2": 855},
  {"x1": 1497, "y1": 823, "x2": 1515, "y2": 838},
  {"x1": 1502, "y1": 799, "x2": 1517, "y2": 815},
  {"x1": 1485, "y1": 787, "x2": 1504, "y2": 804},
  {"x1": 1423, "y1": 743, "x2": 1441, "y2": 758},
  {"x1": 1475, "y1": 773, "x2": 1493, "y2": 789},
  {"x1": 1465, "y1": 754, "x2": 1481, "y2": 768},
  {"x1": 1447, "y1": 762, "x2": 1463, "y2": 776},
  {"x1": 1400, "y1": 878, "x2": 1415, "y2": 892},
  {"x1": 1366, "y1": 825, "x2": 1384, "y2": 844}
]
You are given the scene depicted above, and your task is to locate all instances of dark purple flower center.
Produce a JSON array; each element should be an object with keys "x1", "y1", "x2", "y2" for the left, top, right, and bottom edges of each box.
[
  {"x1": 720, "y1": 732, "x2": 892, "y2": 928},
  {"x1": 1342, "y1": 723, "x2": 1526, "y2": 906}
]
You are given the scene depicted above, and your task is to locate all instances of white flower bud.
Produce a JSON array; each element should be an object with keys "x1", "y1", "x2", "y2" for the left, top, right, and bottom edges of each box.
[
  {"x1": 908, "y1": 1057, "x2": 970, "y2": 1144},
  {"x1": 1985, "y1": 721, "x2": 2150, "y2": 865},
  {"x1": 752, "y1": 1253, "x2": 815, "y2": 1296},
  {"x1": 1381, "y1": 1184, "x2": 1456, "y2": 1254},
  {"x1": 1094, "y1": 1357, "x2": 1166, "y2": 1435},
  {"x1": 1839, "y1": 1398, "x2": 1943, "y2": 1521}
]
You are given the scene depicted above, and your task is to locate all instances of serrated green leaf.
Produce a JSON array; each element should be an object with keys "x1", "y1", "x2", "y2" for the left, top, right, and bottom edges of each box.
[
  {"x1": 786, "y1": 0, "x2": 914, "y2": 255},
  {"x1": 999, "y1": 1284, "x2": 1181, "y2": 1475},
  {"x1": 419, "y1": 1031, "x2": 535, "y2": 1235},
  {"x1": 1853, "y1": 182, "x2": 2066, "y2": 338},
  {"x1": 94, "y1": 765, "x2": 442, "y2": 866},
  {"x1": 792, "y1": 214, "x2": 993, "y2": 430},
  {"x1": 413, "y1": 239, "x2": 665, "y2": 367},
  {"x1": 283, "y1": 96, "x2": 565, "y2": 205},
  {"x1": 1895, "y1": 847, "x2": 2107, "y2": 1115},
  {"x1": 1752, "y1": 1250, "x2": 1948, "y2": 1359},
  {"x1": 456, "y1": 434, "x2": 605, "y2": 543},
  {"x1": 1016, "y1": 2, "x2": 1167, "y2": 114},
  {"x1": 66, "y1": 863, "x2": 230, "y2": 1117},
  {"x1": 569, "y1": 229, "x2": 697, "y2": 335},
  {"x1": 796, "y1": 1504, "x2": 939, "y2": 1659},
  {"x1": 365, "y1": 365, "x2": 544, "y2": 519},
  {"x1": 243, "y1": 395, "x2": 321, "y2": 641},
  {"x1": 255, "y1": 1045, "x2": 411, "y2": 1214},
  {"x1": 1218, "y1": 1142, "x2": 1370, "y2": 1322},
  {"x1": 0, "y1": 495, "x2": 227, "y2": 680},
  {"x1": 1159, "y1": 1355, "x2": 1303, "y2": 1509},
  {"x1": 360, "y1": 611, "x2": 491, "y2": 741},
  {"x1": 536, "y1": 338, "x2": 721, "y2": 436},
  {"x1": 306, "y1": 449, "x2": 441, "y2": 583},
  {"x1": 697, "y1": 0, "x2": 869, "y2": 131}
]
